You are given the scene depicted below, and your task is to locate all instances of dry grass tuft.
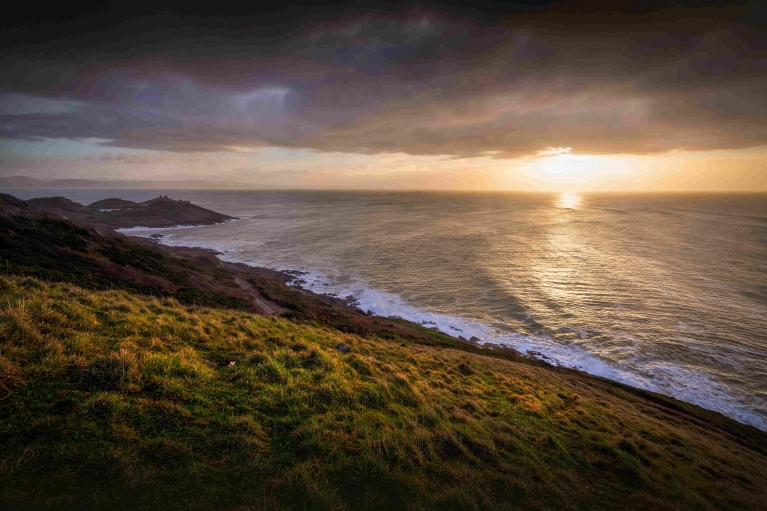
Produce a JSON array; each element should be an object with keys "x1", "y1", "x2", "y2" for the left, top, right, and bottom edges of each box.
[
  {"x1": 0, "y1": 354, "x2": 22, "y2": 393},
  {"x1": 80, "y1": 349, "x2": 136, "y2": 390}
]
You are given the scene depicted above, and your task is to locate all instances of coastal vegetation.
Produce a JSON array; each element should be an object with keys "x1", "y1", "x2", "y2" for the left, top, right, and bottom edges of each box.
[
  {"x1": 2, "y1": 193, "x2": 767, "y2": 510},
  {"x1": 0, "y1": 193, "x2": 251, "y2": 311},
  {"x1": 3, "y1": 276, "x2": 767, "y2": 510}
]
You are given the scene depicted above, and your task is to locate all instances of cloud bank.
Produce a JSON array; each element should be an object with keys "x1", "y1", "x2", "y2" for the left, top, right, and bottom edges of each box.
[{"x1": 1, "y1": 1, "x2": 766, "y2": 165}]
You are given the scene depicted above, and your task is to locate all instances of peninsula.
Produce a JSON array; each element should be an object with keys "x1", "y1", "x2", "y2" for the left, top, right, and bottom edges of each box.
[{"x1": 27, "y1": 194, "x2": 235, "y2": 229}]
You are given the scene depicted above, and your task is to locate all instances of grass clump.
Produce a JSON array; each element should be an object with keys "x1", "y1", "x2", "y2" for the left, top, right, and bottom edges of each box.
[
  {"x1": 80, "y1": 349, "x2": 136, "y2": 390},
  {"x1": 1, "y1": 275, "x2": 767, "y2": 511}
]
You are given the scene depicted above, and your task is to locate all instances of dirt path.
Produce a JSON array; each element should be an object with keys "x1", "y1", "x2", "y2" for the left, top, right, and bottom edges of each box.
[{"x1": 234, "y1": 277, "x2": 276, "y2": 315}]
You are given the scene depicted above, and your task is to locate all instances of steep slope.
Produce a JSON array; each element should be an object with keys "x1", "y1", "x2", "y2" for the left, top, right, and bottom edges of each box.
[
  {"x1": 0, "y1": 193, "x2": 252, "y2": 311},
  {"x1": 0, "y1": 193, "x2": 46, "y2": 216},
  {"x1": 0, "y1": 194, "x2": 457, "y2": 343},
  {"x1": 1, "y1": 276, "x2": 767, "y2": 511},
  {"x1": 0, "y1": 194, "x2": 472, "y2": 345},
  {"x1": 3, "y1": 192, "x2": 767, "y2": 511}
]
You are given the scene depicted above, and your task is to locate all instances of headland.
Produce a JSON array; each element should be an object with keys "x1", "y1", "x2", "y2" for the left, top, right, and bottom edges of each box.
[{"x1": 1, "y1": 192, "x2": 766, "y2": 511}]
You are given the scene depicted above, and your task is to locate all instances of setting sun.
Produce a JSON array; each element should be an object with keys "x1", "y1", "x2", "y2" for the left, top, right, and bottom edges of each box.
[
  {"x1": 540, "y1": 154, "x2": 600, "y2": 175},
  {"x1": 516, "y1": 153, "x2": 632, "y2": 189}
]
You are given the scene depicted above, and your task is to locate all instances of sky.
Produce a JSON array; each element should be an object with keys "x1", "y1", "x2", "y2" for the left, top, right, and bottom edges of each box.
[{"x1": 1, "y1": 0, "x2": 766, "y2": 191}]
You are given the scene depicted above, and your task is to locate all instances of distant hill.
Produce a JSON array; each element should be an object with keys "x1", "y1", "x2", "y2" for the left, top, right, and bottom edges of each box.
[
  {"x1": 0, "y1": 177, "x2": 119, "y2": 189},
  {"x1": 0, "y1": 175, "x2": 264, "y2": 190},
  {"x1": 88, "y1": 198, "x2": 146, "y2": 210},
  {"x1": 27, "y1": 195, "x2": 235, "y2": 229},
  {"x1": 0, "y1": 193, "x2": 257, "y2": 311},
  {"x1": 27, "y1": 196, "x2": 91, "y2": 215},
  {"x1": 0, "y1": 176, "x2": 40, "y2": 188},
  {"x1": 0, "y1": 193, "x2": 48, "y2": 217}
]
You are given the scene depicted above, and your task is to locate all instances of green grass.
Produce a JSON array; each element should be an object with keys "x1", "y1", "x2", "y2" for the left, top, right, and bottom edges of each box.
[
  {"x1": 2, "y1": 275, "x2": 767, "y2": 511},
  {"x1": 384, "y1": 317, "x2": 464, "y2": 346},
  {"x1": 0, "y1": 212, "x2": 252, "y2": 311}
]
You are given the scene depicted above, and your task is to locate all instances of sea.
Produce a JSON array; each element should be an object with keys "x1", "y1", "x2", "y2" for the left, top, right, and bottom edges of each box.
[{"x1": 8, "y1": 189, "x2": 767, "y2": 431}]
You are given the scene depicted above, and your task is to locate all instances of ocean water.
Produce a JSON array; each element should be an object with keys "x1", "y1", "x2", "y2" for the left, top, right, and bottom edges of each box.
[{"x1": 8, "y1": 189, "x2": 767, "y2": 430}]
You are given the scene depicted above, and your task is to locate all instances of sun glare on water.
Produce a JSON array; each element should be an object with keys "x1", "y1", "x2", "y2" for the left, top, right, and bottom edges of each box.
[{"x1": 557, "y1": 191, "x2": 582, "y2": 209}]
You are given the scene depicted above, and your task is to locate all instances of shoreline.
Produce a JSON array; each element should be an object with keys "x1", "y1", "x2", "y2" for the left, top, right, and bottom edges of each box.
[
  {"x1": 4, "y1": 191, "x2": 767, "y2": 509},
  {"x1": 125, "y1": 228, "x2": 767, "y2": 432},
  {"x1": 18, "y1": 190, "x2": 762, "y2": 431},
  {"x1": 114, "y1": 216, "x2": 243, "y2": 233}
]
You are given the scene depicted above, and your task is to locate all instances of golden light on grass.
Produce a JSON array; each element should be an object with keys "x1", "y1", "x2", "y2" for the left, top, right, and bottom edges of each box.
[{"x1": 2, "y1": 263, "x2": 767, "y2": 510}]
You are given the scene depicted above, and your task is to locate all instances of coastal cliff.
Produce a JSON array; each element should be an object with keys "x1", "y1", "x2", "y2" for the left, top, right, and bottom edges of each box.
[{"x1": 1, "y1": 193, "x2": 766, "y2": 511}]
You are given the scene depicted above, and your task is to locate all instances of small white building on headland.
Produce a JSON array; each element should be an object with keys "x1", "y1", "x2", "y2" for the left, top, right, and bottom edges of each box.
[{"x1": 157, "y1": 195, "x2": 191, "y2": 203}]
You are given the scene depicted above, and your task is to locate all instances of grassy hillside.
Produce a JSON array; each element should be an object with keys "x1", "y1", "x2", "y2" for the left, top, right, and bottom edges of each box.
[
  {"x1": 0, "y1": 192, "x2": 481, "y2": 346},
  {"x1": 2, "y1": 275, "x2": 767, "y2": 511},
  {"x1": 88, "y1": 198, "x2": 145, "y2": 210},
  {"x1": 0, "y1": 193, "x2": 252, "y2": 311},
  {"x1": 3, "y1": 192, "x2": 767, "y2": 510}
]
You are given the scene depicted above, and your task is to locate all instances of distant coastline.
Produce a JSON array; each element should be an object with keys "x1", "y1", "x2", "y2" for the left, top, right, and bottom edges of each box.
[
  {"x1": 24, "y1": 194, "x2": 236, "y2": 230},
  {"x1": 0, "y1": 175, "x2": 266, "y2": 190}
]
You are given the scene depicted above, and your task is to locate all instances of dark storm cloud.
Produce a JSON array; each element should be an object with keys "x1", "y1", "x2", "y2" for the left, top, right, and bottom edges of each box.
[{"x1": 1, "y1": 1, "x2": 766, "y2": 158}]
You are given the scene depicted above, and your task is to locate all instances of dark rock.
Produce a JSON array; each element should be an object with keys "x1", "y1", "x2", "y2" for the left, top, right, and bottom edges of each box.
[{"x1": 336, "y1": 343, "x2": 351, "y2": 353}]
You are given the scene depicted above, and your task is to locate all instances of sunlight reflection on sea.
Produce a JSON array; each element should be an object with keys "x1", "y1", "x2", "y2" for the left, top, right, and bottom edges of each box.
[{"x1": 9, "y1": 188, "x2": 767, "y2": 430}]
